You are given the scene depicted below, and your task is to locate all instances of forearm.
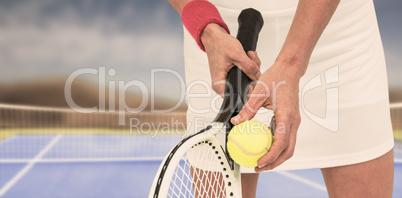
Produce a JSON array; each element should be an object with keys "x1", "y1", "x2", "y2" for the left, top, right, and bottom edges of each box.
[
  {"x1": 167, "y1": 0, "x2": 191, "y2": 14},
  {"x1": 276, "y1": 0, "x2": 340, "y2": 78}
]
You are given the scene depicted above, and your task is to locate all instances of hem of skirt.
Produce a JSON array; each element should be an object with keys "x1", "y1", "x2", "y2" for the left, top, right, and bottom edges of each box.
[{"x1": 241, "y1": 138, "x2": 395, "y2": 173}]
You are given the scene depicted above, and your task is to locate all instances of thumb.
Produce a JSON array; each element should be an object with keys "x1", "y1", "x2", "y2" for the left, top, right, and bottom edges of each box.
[
  {"x1": 231, "y1": 99, "x2": 260, "y2": 125},
  {"x1": 231, "y1": 80, "x2": 270, "y2": 125}
]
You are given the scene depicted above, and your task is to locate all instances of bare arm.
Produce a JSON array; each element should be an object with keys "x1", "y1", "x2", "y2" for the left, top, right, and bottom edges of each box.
[
  {"x1": 277, "y1": 0, "x2": 340, "y2": 78},
  {"x1": 167, "y1": 0, "x2": 191, "y2": 14}
]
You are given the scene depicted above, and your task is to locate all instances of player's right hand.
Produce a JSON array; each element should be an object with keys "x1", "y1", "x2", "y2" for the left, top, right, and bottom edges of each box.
[{"x1": 201, "y1": 23, "x2": 261, "y2": 96}]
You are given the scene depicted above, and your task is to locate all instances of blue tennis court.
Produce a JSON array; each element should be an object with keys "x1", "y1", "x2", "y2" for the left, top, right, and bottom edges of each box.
[{"x1": 1, "y1": 133, "x2": 401, "y2": 198}]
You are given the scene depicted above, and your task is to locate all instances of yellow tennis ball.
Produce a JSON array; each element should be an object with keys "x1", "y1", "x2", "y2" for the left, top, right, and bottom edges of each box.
[{"x1": 227, "y1": 120, "x2": 273, "y2": 168}]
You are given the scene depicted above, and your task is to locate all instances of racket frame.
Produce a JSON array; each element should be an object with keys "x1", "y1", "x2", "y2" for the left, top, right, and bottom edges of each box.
[{"x1": 149, "y1": 122, "x2": 241, "y2": 198}]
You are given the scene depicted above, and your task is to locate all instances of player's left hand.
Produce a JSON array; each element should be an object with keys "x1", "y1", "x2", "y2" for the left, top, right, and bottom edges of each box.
[{"x1": 231, "y1": 57, "x2": 303, "y2": 172}]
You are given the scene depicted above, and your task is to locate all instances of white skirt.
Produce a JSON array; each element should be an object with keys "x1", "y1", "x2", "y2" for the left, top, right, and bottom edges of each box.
[{"x1": 183, "y1": 0, "x2": 394, "y2": 172}]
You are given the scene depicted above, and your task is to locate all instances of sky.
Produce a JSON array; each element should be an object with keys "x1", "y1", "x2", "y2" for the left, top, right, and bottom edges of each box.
[{"x1": 0, "y1": 0, "x2": 401, "y2": 101}]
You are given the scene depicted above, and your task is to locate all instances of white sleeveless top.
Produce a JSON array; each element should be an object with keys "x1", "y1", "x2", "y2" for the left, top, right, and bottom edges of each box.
[{"x1": 183, "y1": 0, "x2": 394, "y2": 172}]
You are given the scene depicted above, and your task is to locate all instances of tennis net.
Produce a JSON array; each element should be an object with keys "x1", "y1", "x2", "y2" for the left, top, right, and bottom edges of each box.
[
  {"x1": 0, "y1": 103, "x2": 186, "y2": 163},
  {"x1": 391, "y1": 103, "x2": 402, "y2": 163}
]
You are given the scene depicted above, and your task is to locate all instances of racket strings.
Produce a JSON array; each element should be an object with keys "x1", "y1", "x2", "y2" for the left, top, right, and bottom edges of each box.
[
  {"x1": 167, "y1": 140, "x2": 228, "y2": 198},
  {"x1": 168, "y1": 157, "x2": 194, "y2": 197},
  {"x1": 196, "y1": 140, "x2": 226, "y2": 198},
  {"x1": 191, "y1": 167, "x2": 225, "y2": 198},
  {"x1": 192, "y1": 143, "x2": 225, "y2": 198}
]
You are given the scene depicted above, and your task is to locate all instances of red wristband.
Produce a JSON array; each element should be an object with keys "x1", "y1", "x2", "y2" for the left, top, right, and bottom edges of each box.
[{"x1": 181, "y1": 0, "x2": 230, "y2": 51}]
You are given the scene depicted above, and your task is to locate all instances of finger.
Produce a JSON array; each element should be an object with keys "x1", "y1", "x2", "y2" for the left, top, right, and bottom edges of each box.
[
  {"x1": 211, "y1": 65, "x2": 233, "y2": 96},
  {"x1": 232, "y1": 51, "x2": 261, "y2": 81},
  {"x1": 212, "y1": 79, "x2": 227, "y2": 97},
  {"x1": 247, "y1": 51, "x2": 261, "y2": 68},
  {"x1": 246, "y1": 81, "x2": 272, "y2": 108},
  {"x1": 255, "y1": 117, "x2": 299, "y2": 172},
  {"x1": 254, "y1": 51, "x2": 261, "y2": 64},
  {"x1": 269, "y1": 115, "x2": 276, "y2": 135},
  {"x1": 255, "y1": 114, "x2": 292, "y2": 168},
  {"x1": 230, "y1": 102, "x2": 257, "y2": 125},
  {"x1": 231, "y1": 81, "x2": 271, "y2": 124}
]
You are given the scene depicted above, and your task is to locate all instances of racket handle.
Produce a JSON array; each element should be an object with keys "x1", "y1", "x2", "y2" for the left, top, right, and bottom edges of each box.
[
  {"x1": 214, "y1": 8, "x2": 263, "y2": 124},
  {"x1": 237, "y1": 8, "x2": 264, "y2": 52}
]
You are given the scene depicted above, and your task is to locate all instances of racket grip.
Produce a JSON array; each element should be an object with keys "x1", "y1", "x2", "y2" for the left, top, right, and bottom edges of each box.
[{"x1": 237, "y1": 8, "x2": 264, "y2": 52}]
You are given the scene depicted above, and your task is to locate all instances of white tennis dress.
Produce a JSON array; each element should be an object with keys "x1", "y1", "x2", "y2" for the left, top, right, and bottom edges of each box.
[{"x1": 183, "y1": 0, "x2": 394, "y2": 172}]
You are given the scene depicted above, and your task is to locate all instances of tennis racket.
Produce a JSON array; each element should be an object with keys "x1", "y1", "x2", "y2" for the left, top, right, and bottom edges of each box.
[{"x1": 149, "y1": 8, "x2": 264, "y2": 198}]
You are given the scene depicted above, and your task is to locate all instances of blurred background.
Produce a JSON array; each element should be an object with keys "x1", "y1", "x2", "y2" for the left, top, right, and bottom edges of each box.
[
  {"x1": 0, "y1": 0, "x2": 187, "y2": 111},
  {"x1": 0, "y1": 0, "x2": 401, "y2": 110}
]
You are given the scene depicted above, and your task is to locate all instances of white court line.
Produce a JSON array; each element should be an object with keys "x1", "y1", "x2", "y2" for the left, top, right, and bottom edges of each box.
[
  {"x1": 0, "y1": 157, "x2": 165, "y2": 163},
  {"x1": 0, "y1": 135, "x2": 18, "y2": 146},
  {"x1": 0, "y1": 134, "x2": 62, "y2": 197},
  {"x1": 277, "y1": 171, "x2": 327, "y2": 192}
]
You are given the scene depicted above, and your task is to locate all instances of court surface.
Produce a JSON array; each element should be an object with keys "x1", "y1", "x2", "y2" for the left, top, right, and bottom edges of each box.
[{"x1": 0, "y1": 133, "x2": 401, "y2": 198}]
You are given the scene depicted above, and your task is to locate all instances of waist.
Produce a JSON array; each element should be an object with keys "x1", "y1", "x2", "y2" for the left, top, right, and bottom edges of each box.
[{"x1": 209, "y1": 0, "x2": 298, "y2": 11}]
